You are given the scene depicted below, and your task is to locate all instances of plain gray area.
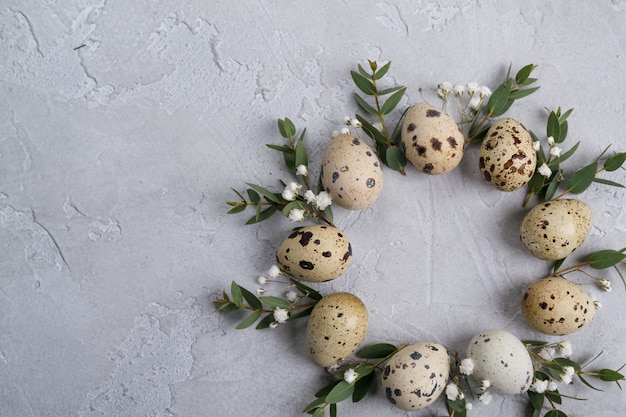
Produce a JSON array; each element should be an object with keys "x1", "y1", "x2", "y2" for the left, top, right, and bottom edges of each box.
[{"x1": 1, "y1": 1, "x2": 625, "y2": 416}]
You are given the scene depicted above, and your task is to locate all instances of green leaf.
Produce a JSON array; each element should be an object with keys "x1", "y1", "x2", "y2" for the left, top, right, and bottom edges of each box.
[
  {"x1": 528, "y1": 390, "x2": 545, "y2": 410},
  {"x1": 522, "y1": 340, "x2": 549, "y2": 347},
  {"x1": 350, "y1": 71, "x2": 376, "y2": 96},
  {"x1": 247, "y1": 189, "x2": 261, "y2": 203},
  {"x1": 329, "y1": 403, "x2": 337, "y2": 417},
  {"x1": 284, "y1": 118, "x2": 296, "y2": 137},
  {"x1": 385, "y1": 145, "x2": 407, "y2": 172},
  {"x1": 380, "y1": 87, "x2": 406, "y2": 115},
  {"x1": 266, "y1": 143, "x2": 294, "y2": 154},
  {"x1": 316, "y1": 380, "x2": 341, "y2": 398},
  {"x1": 357, "y1": 64, "x2": 370, "y2": 78},
  {"x1": 325, "y1": 380, "x2": 355, "y2": 404},
  {"x1": 598, "y1": 368, "x2": 625, "y2": 382},
  {"x1": 354, "y1": 93, "x2": 378, "y2": 116},
  {"x1": 373, "y1": 61, "x2": 391, "y2": 80},
  {"x1": 544, "y1": 173, "x2": 560, "y2": 201},
  {"x1": 235, "y1": 309, "x2": 263, "y2": 329},
  {"x1": 245, "y1": 183, "x2": 281, "y2": 203},
  {"x1": 547, "y1": 111, "x2": 561, "y2": 142},
  {"x1": 302, "y1": 397, "x2": 326, "y2": 413},
  {"x1": 544, "y1": 390, "x2": 562, "y2": 405},
  {"x1": 240, "y1": 286, "x2": 262, "y2": 309},
  {"x1": 487, "y1": 83, "x2": 511, "y2": 116},
  {"x1": 259, "y1": 296, "x2": 291, "y2": 309},
  {"x1": 288, "y1": 306, "x2": 314, "y2": 320},
  {"x1": 588, "y1": 249, "x2": 626, "y2": 269},
  {"x1": 553, "y1": 357, "x2": 581, "y2": 372},
  {"x1": 515, "y1": 64, "x2": 537, "y2": 84},
  {"x1": 289, "y1": 277, "x2": 323, "y2": 301},
  {"x1": 356, "y1": 114, "x2": 387, "y2": 145},
  {"x1": 447, "y1": 398, "x2": 467, "y2": 413},
  {"x1": 604, "y1": 152, "x2": 626, "y2": 171},
  {"x1": 295, "y1": 139, "x2": 308, "y2": 168},
  {"x1": 577, "y1": 373, "x2": 602, "y2": 391},
  {"x1": 593, "y1": 178, "x2": 625, "y2": 188},
  {"x1": 553, "y1": 257, "x2": 567, "y2": 274},
  {"x1": 565, "y1": 162, "x2": 597, "y2": 194},
  {"x1": 230, "y1": 281, "x2": 243, "y2": 308},
  {"x1": 227, "y1": 205, "x2": 246, "y2": 214},
  {"x1": 544, "y1": 410, "x2": 567, "y2": 417},
  {"x1": 213, "y1": 301, "x2": 238, "y2": 312},
  {"x1": 324, "y1": 205, "x2": 334, "y2": 225},
  {"x1": 282, "y1": 200, "x2": 307, "y2": 217},
  {"x1": 508, "y1": 86, "x2": 540, "y2": 100},
  {"x1": 311, "y1": 407, "x2": 324, "y2": 417},
  {"x1": 378, "y1": 85, "x2": 406, "y2": 95},
  {"x1": 521, "y1": 77, "x2": 538, "y2": 86},
  {"x1": 352, "y1": 370, "x2": 376, "y2": 402},
  {"x1": 356, "y1": 343, "x2": 397, "y2": 359},
  {"x1": 277, "y1": 119, "x2": 288, "y2": 138},
  {"x1": 245, "y1": 204, "x2": 277, "y2": 224},
  {"x1": 255, "y1": 312, "x2": 275, "y2": 329}
]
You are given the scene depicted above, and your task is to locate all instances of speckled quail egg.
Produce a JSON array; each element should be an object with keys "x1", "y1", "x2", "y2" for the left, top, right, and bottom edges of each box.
[
  {"x1": 305, "y1": 292, "x2": 368, "y2": 367},
  {"x1": 466, "y1": 329, "x2": 533, "y2": 395},
  {"x1": 522, "y1": 276, "x2": 595, "y2": 335},
  {"x1": 479, "y1": 118, "x2": 537, "y2": 191},
  {"x1": 520, "y1": 199, "x2": 592, "y2": 261},
  {"x1": 276, "y1": 225, "x2": 352, "y2": 282},
  {"x1": 400, "y1": 104, "x2": 464, "y2": 175},
  {"x1": 380, "y1": 342, "x2": 449, "y2": 411},
  {"x1": 320, "y1": 134, "x2": 383, "y2": 210}
]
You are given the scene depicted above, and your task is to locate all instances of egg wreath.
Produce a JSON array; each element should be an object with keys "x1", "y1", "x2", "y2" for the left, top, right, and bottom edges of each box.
[{"x1": 217, "y1": 62, "x2": 626, "y2": 417}]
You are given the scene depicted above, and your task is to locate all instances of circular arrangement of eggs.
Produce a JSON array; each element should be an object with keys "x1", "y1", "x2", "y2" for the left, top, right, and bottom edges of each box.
[{"x1": 266, "y1": 103, "x2": 604, "y2": 412}]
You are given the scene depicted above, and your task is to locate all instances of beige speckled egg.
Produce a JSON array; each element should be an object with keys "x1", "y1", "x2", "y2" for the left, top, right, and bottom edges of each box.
[
  {"x1": 276, "y1": 225, "x2": 351, "y2": 282},
  {"x1": 320, "y1": 134, "x2": 383, "y2": 210},
  {"x1": 380, "y1": 342, "x2": 449, "y2": 411},
  {"x1": 306, "y1": 292, "x2": 368, "y2": 367},
  {"x1": 522, "y1": 276, "x2": 595, "y2": 335},
  {"x1": 520, "y1": 199, "x2": 592, "y2": 260},
  {"x1": 466, "y1": 330, "x2": 533, "y2": 395},
  {"x1": 400, "y1": 104, "x2": 464, "y2": 175},
  {"x1": 479, "y1": 118, "x2": 537, "y2": 191}
]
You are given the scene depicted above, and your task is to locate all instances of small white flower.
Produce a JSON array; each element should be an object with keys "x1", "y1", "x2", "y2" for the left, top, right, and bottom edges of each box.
[
  {"x1": 288, "y1": 208, "x2": 305, "y2": 222},
  {"x1": 454, "y1": 84, "x2": 465, "y2": 97},
  {"x1": 258, "y1": 276, "x2": 270, "y2": 285},
  {"x1": 547, "y1": 380, "x2": 558, "y2": 392},
  {"x1": 438, "y1": 82, "x2": 453, "y2": 98},
  {"x1": 351, "y1": 118, "x2": 362, "y2": 128},
  {"x1": 287, "y1": 182, "x2": 301, "y2": 192},
  {"x1": 273, "y1": 307, "x2": 289, "y2": 323},
  {"x1": 445, "y1": 382, "x2": 460, "y2": 401},
  {"x1": 304, "y1": 190, "x2": 316, "y2": 204},
  {"x1": 480, "y1": 380, "x2": 491, "y2": 391},
  {"x1": 594, "y1": 300, "x2": 603, "y2": 309},
  {"x1": 538, "y1": 162, "x2": 552, "y2": 178},
  {"x1": 466, "y1": 82, "x2": 479, "y2": 95},
  {"x1": 478, "y1": 391, "x2": 493, "y2": 405},
  {"x1": 269, "y1": 321, "x2": 280, "y2": 329},
  {"x1": 468, "y1": 95, "x2": 482, "y2": 111},
  {"x1": 539, "y1": 347, "x2": 555, "y2": 361},
  {"x1": 558, "y1": 341, "x2": 572, "y2": 357},
  {"x1": 533, "y1": 141, "x2": 541, "y2": 152},
  {"x1": 344, "y1": 368, "x2": 358, "y2": 384},
  {"x1": 479, "y1": 85, "x2": 492, "y2": 99},
  {"x1": 599, "y1": 278, "x2": 612, "y2": 292},
  {"x1": 343, "y1": 116, "x2": 352, "y2": 125},
  {"x1": 560, "y1": 366, "x2": 575, "y2": 385},
  {"x1": 459, "y1": 358, "x2": 474, "y2": 375},
  {"x1": 340, "y1": 127, "x2": 350, "y2": 135},
  {"x1": 268, "y1": 265, "x2": 282, "y2": 278},
  {"x1": 465, "y1": 402, "x2": 473, "y2": 410},
  {"x1": 285, "y1": 291, "x2": 299, "y2": 303},
  {"x1": 547, "y1": 136, "x2": 555, "y2": 146},
  {"x1": 256, "y1": 287, "x2": 266, "y2": 295},
  {"x1": 549, "y1": 146, "x2": 562, "y2": 158},
  {"x1": 315, "y1": 191, "x2": 332, "y2": 211},
  {"x1": 296, "y1": 164, "x2": 308, "y2": 176},
  {"x1": 530, "y1": 379, "x2": 549, "y2": 394},
  {"x1": 281, "y1": 188, "x2": 296, "y2": 201}
]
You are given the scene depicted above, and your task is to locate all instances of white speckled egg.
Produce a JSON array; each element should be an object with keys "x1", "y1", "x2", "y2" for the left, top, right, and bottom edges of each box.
[
  {"x1": 466, "y1": 329, "x2": 533, "y2": 395},
  {"x1": 400, "y1": 104, "x2": 464, "y2": 175},
  {"x1": 380, "y1": 342, "x2": 449, "y2": 411},
  {"x1": 276, "y1": 225, "x2": 351, "y2": 282},
  {"x1": 320, "y1": 134, "x2": 383, "y2": 210},
  {"x1": 306, "y1": 292, "x2": 368, "y2": 367},
  {"x1": 520, "y1": 199, "x2": 592, "y2": 260},
  {"x1": 479, "y1": 118, "x2": 537, "y2": 191},
  {"x1": 522, "y1": 276, "x2": 596, "y2": 335}
]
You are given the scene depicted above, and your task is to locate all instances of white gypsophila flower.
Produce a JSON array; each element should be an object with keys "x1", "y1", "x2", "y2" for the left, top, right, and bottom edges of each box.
[
  {"x1": 468, "y1": 95, "x2": 482, "y2": 111},
  {"x1": 258, "y1": 276, "x2": 270, "y2": 285},
  {"x1": 269, "y1": 321, "x2": 279, "y2": 329},
  {"x1": 465, "y1": 402, "x2": 473, "y2": 410},
  {"x1": 466, "y1": 82, "x2": 479, "y2": 95},
  {"x1": 558, "y1": 341, "x2": 573, "y2": 357},
  {"x1": 549, "y1": 146, "x2": 562, "y2": 158},
  {"x1": 539, "y1": 347, "x2": 556, "y2": 361},
  {"x1": 458, "y1": 391, "x2": 465, "y2": 400},
  {"x1": 281, "y1": 188, "x2": 296, "y2": 201},
  {"x1": 538, "y1": 162, "x2": 552, "y2": 178},
  {"x1": 344, "y1": 368, "x2": 358, "y2": 384},
  {"x1": 315, "y1": 191, "x2": 332, "y2": 211},
  {"x1": 480, "y1": 380, "x2": 491, "y2": 391},
  {"x1": 533, "y1": 141, "x2": 541, "y2": 152},
  {"x1": 256, "y1": 288, "x2": 266, "y2": 295},
  {"x1": 560, "y1": 366, "x2": 575, "y2": 384},
  {"x1": 547, "y1": 380, "x2": 558, "y2": 392},
  {"x1": 285, "y1": 291, "x2": 299, "y2": 303},
  {"x1": 343, "y1": 116, "x2": 352, "y2": 125},
  {"x1": 340, "y1": 127, "x2": 350, "y2": 135},
  {"x1": 530, "y1": 379, "x2": 549, "y2": 394},
  {"x1": 599, "y1": 278, "x2": 612, "y2": 292},
  {"x1": 288, "y1": 208, "x2": 305, "y2": 222},
  {"x1": 438, "y1": 82, "x2": 453, "y2": 98},
  {"x1": 273, "y1": 307, "x2": 289, "y2": 324},
  {"x1": 459, "y1": 358, "x2": 475, "y2": 375},
  {"x1": 352, "y1": 118, "x2": 362, "y2": 128},
  {"x1": 287, "y1": 182, "x2": 301, "y2": 192},
  {"x1": 445, "y1": 383, "x2": 460, "y2": 401},
  {"x1": 479, "y1": 85, "x2": 492, "y2": 99},
  {"x1": 547, "y1": 136, "x2": 555, "y2": 146},
  {"x1": 268, "y1": 265, "x2": 282, "y2": 278},
  {"x1": 304, "y1": 190, "x2": 316, "y2": 204},
  {"x1": 454, "y1": 84, "x2": 465, "y2": 97},
  {"x1": 296, "y1": 164, "x2": 308, "y2": 176},
  {"x1": 478, "y1": 391, "x2": 493, "y2": 405},
  {"x1": 594, "y1": 300, "x2": 603, "y2": 309}
]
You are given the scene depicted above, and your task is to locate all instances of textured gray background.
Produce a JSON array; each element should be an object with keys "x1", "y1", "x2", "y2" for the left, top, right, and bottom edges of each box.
[{"x1": 1, "y1": 1, "x2": 625, "y2": 416}]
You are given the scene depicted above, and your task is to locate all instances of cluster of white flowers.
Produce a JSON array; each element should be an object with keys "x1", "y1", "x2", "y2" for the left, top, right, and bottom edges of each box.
[
  {"x1": 285, "y1": 290, "x2": 299, "y2": 303},
  {"x1": 280, "y1": 174, "x2": 333, "y2": 222},
  {"x1": 558, "y1": 341, "x2": 573, "y2": 357},
  {"x1": 445, "y1": 382, "x2": 461, "y2": 401},
  {"x1": 534, "y1": 135, "x2": 563, "y2": 178},
  {"x1": 257, "y1": 265, "x2": 283, "y2": 295},
  {"x1": 560, "y1": 366, "x2": 576, "y2": 385},
  {"x1": 343, "y1": 368, "x2": 358, "y2": 384},
  {"x1": 599, "y1": 278, "x2": 612, "y2": 293},
  {"x1": 459, "y1": 358, "x2": 475, "y2": 375},
  {"x1": 438, "y1": 81, "x2": 492, "y2": 111},
  {"x1": 296, "y1": 164, "x2": 308, "y2": 176},
  {"x1": 333, "y1": 116, "x2": 363, "y2": 137},
  {"x1": 282, "y1": 181, "x2": 302, "y2": 201}
]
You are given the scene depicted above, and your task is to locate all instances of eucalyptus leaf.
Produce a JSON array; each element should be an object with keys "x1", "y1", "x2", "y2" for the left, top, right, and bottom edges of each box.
[
  {"x1": 302, "y1": 397, "x2": 326, "y2": 413},
  {"x1": 246, "y1": 204, "x2": 277, "y2": 224},
  {"x1": 356, "y1": 343, "x2": 397, "y2": 359},
  {"x1": 385, "y1": 145, "x2": 407, "y2": 172},
  {"x1": 277, "y1": 119, "x2": 289, "y2": 138},
  {"x1": 515, "y1": 63, "x2": 537, "y2": 84},
  {"x1": 544, "y1": 390, "x2": 562, "y2": 405},
  {"x1": 329, "y1": 403, "x2": 337, "y2": 417},
  {"x1": 325, "y1": 380, "x2": 355, "y2": 404},
  {"x1": 289, "y1": 277, "x2": 323, "y2": 301},
  {"x1": 266, "y1": 144, "x2": 294, "y2": 154},
  {"x1": 522, "y1": 340, "x2": 549, "y2": 347},
  {"x1": 380, "y1": 86, "x2": 406, "y2": 115},
  {"x1": 289, "y1": 306, "x2": 314, "y2": 320},
  {"x1": 259, "y1": 296, "x2": 291, "y2": 309},
  {"x1": 487, "y1": 83, "x2": 511, "y2": 116},
  {"x1": 553, "y1": 357, "x2": 581, "y2": 372},
  {"x1": 604, "y1": 152, "x2": 626, "y2": 171},
  {"x1": 213, "y1": 301, "x2": 238, "y2": 313},
  {"x1": 312, "y1": 407, "x2": 324, "y2": 417},
  {"x1": 283, "y1": 118, "x2": 296, "y2": 137},
  {"x1": 354, "y1": 93, "x2": 378, "y2": 116},
  {"x1": 598, "y1": 368, "x2": 625, "y2": 382},
  {"x1": 315, "y1": 380, "x2": 342, "y2": 398},
  {"x1": 247, "y1": 188, "x2": 261, "y2": 203},
  {"x1": 356, "y1": 114, "x2": 387, "y2": 144},
  {"x1": 547, "y1": 111, "x2": 561, "y2": 142},
  {"x1": 593, "y1": 178, "x2": 625, "y2": 188},
  {"x1": 565, "y1": 162, "x2": 597, "y2": 194},
  {"x1": 227, "y1": 205, "x2": 246, "y2": 214},
  {"x1": 373, "y1": 61, "x2": 391, "y2": 80},
  {"x1": 235, "y1": 309, "x2": 263, "y2": 329},
  {"x1": 528, "y1": 172, "x2": 546, "y2": 195},
  {"x1": 577, "y1": 373, "x2": 602, "y2": 391},
  {"x1": 295, "y1": 139, "x2": 308, "y2": 168},
  {"x1": 240, "y1": 286, "x2": 262, "y2": 309},
  {"x1": 352, "y1": 370, "x2": 376, "y2": 402},
  {"x1": 379, "y1": 85, "x2": 406, "y2": 95},
  {"x1": 255, "y1": 312, "x2": 275, "y2": 329},
  {"x1": 552, "y1": 257, "x2": 567, "y2": 274},
  {"x1": 588, "y1": 249, "x2": 626, "y2": 269},
  {"x1": 245, "y1": 183, "x2": 281, "y2": 203},
  {"x1": 544, "y1": 410, "x2": 567, "y2": 417},
  {"x1": 350, "y1": 71, "x2": 376, "y2": 95},
  {"x1": 230, "y1": 281, "x2": 243, "y2": 308},
  {"x1": 544, "y1": 173, "x2": 560, "y2": 201},
  {"x1": 282, "y1": 200, "x2": 307, "y2": 217},
  {"x1": 508, "y1": 86, "x2": 540, "y2": 100}
]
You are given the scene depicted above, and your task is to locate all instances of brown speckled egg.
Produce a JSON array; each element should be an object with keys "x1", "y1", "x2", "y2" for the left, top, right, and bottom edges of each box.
[
  {"x1": 400, "y1": 104, "x2": 464, "y2": 175},
  {"x1": 320, "y1": 134, "x2": 383, "y2": 210},
  {"x1": 380, "y1": 342, "x2": 449, "y2": 411},
  {"x1": 276, "y1": 225, "x2": 352, "y2": 282},
  {"x1": 520, "y1": 199, "x2": 592, "y2": 260},
  {"x1": 522, "y1": 276, "x2": 595, "y2": 335},
  {"x1": 306, "y1": 292, "x2": 368, "y2": 367},
  {"x1": 479, "y1": 118, "x2": 536, "y2": 191}
]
